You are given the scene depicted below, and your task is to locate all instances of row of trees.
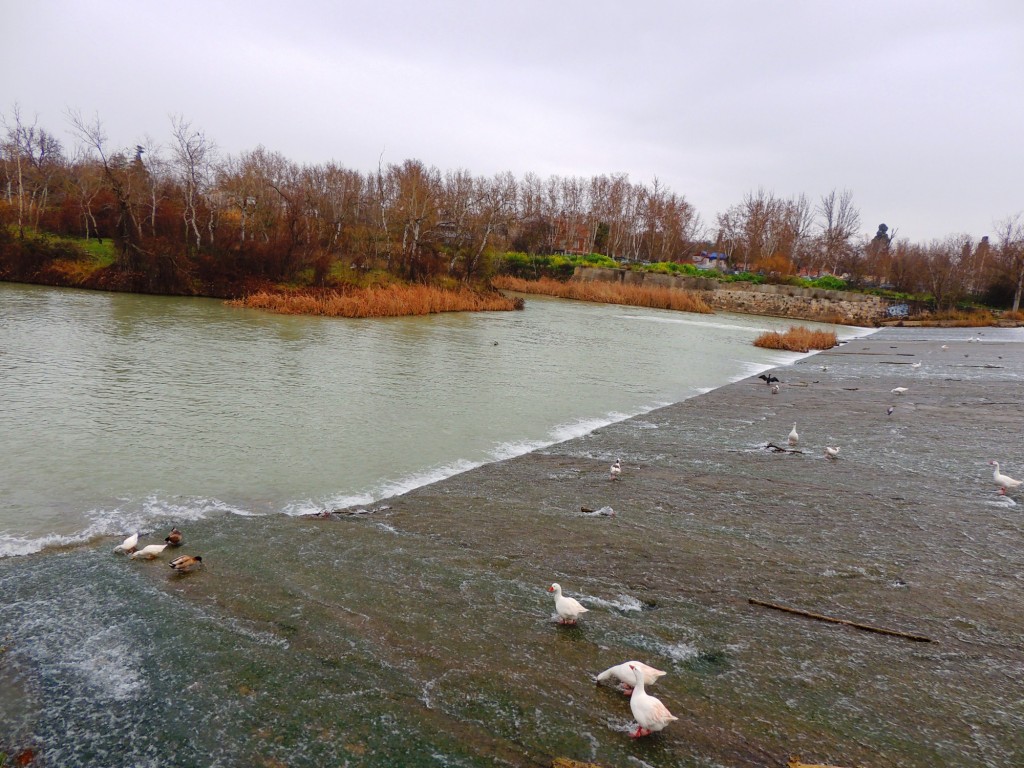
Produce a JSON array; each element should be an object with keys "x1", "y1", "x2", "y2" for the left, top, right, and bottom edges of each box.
[{"x1": 2, "y1": 106, "x2": 1023, "y2": 309}]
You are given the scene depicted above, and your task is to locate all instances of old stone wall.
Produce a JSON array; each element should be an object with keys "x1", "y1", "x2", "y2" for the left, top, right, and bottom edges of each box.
[{"x1": 572, "y1": 267, "x2": 888, "y2": 326}]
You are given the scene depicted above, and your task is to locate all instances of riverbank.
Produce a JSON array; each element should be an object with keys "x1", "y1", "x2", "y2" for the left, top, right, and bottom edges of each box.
[{"x1": 312, "y1": 326, "x2": 1022, "y2": 766}]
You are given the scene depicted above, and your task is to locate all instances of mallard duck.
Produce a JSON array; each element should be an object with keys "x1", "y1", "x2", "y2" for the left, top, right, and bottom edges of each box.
[
  {"x1": 596, "y1": 661, "x2": 666, "y2": 694},
  {"x1": 628, "y1": 663, "x2": 678, "y2": 738},
  {"x1": 164, "y1": 528, "x2": 184, "y2": 547},
  {"x1": 113, "y1": 533, "x2": 138, "y2": 554},
  {"x1": 547, "y1": 583, "x2": 588, "y2": 625},
  {"x1": 169, "y1": 554, "x2": 203, "y2": 573},
  {"x1": 129, "y1": 543, "x2": 167, "y2": 560}
]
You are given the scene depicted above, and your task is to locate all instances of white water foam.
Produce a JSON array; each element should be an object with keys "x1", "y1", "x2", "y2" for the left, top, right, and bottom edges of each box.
[{"x1": 0, "y1": 495, "x2": 255, "y2": 559}]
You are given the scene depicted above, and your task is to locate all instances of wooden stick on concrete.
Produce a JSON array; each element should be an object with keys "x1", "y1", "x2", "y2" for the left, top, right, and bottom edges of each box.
[{"x1": 749, "y1": 598, "x2": 933, "y2": 643}]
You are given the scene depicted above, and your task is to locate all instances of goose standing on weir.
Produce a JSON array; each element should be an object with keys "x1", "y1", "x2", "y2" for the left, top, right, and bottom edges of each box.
[
  {"x1": 990, "y1": 461, "x2": 1023, "y2": 495},
  {"x1": 788, "y1": 424, "x2": 799, "y2": 447}
]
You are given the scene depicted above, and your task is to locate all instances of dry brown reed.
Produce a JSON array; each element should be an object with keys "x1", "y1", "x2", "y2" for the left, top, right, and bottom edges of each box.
[
  {"x1": 754, "y1": 326, "x2": 838, "y2": 352},
  {"x1": 910, "y1": 309, "x2": 998, "y2": 327},
  {"x1": 492, "y1": 275, "x2": 713, "y2": 314},
  {"x1": 229, "y1": 285, "x2": 519, "y2": 318}
]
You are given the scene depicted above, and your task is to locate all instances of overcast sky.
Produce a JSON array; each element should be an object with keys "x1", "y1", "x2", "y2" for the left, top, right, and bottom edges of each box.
[{"x1": 3, "y1": 1, "x2": 1022, "y2": 242}]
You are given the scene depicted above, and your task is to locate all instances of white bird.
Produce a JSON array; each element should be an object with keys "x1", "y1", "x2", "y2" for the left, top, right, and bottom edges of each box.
[
  {"x1": 787, "y1": 423, "x2": 799, "y2": 446},
  {"x1": 596, "y1": 661, "x2": 666, "y2": 695},
  {"x1": 547, "y1": 583, "x2": 588, "y2": 625},
  {"x1": 628, "y1": 663, "x2": 678, "y2": 738},
  {"x1": 771, "y1": 384, "x2": 780, "y2": 395},
  {"x1": 911, "y1": 361, "x2": 922, "y2": 369},
  {"x1": 891, "y1": 387, "x2": 909, "y2": 395},
  {"x1": 169, "y1": 554, "x2": 203, "y2": 573},
  {"x1": 825, "y1": 446, "x2": 840, "y2": 460},
  {"x1": 130, "y1": 543, "x2": 168, "y2": 560},
  {"x1": 609, "y1": 459, "x2": 622, "y2": 481},
  {"x1": 113, "y1": 532, "x2": 138, "y2": 554},
  {"x1": 990, "y1": 461, "x2": 1023, "y2": 495},
  {"x1": 941, "y1": 344, "x2": 949, "y2": 350}
]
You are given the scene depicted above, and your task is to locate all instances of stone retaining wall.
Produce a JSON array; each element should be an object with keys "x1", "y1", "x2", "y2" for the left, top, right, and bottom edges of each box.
[{"x1": 572, "y1": 267, "x2": 888, "y2": 326}]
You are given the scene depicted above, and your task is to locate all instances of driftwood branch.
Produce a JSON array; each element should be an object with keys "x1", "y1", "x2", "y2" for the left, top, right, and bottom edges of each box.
[
  {"x1": 749, "y1": 598, "x2": 933, "y2": 643},
  {"x1": 765, "y1": 442, "x2": 804, "y2": 454}
]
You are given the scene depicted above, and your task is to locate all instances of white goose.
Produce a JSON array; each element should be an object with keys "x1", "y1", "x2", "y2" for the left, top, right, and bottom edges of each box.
[
  {"x1": 824, "y1": 446, "x2": 840, "y2": 460},
  {"x1": 596, "y1": 661, "x2": 666, "y2": 695},
  {"x1": 547, "y1": 583, "x2": 588, "y2": 625},
  {"x1": 113, "y1": 532, "x2": 138, "y2": 554},
  {"x1": 609, "y1": 459, "x2": 622, "y2": 481},
  {"x1": 990, "y1": 461, "x2": 1022, "y2": 495},
  {"x1": 628, "y1": 663, "x2": 678, "y2": 738},
  {"x1": 130, "y1": 543, "x2": 168, "y2": 560},
  {"x1": 787, "y1": 423, "x2": 799, "y2": 447},
  {"x1": 891, "y1": 387, "x2": 909, "y2": 395}
]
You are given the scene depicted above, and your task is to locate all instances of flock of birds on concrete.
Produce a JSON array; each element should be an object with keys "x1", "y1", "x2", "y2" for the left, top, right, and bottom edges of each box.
[
  {"x1": 762, "y1": 352, "x2": 1021, "y2": 491},
  {"x1": 112, "y1": 527, "x2": 203, "y2": 573},
  {"x1": 547, "y1": 580, "x2": 679, "y2": 738}
]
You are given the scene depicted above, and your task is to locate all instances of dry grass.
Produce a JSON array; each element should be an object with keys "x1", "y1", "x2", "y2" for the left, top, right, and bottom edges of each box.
[
  {"x1": 492, "y1": 275, "x2": 712, "y2": 314},
  {"x1": 1001, "y1": 309, "x2": 1024, "y2": 325},
  {"x1": 229, "y1": 284, "x2": 520, "y2": 318},
  {"x1": 908, "y1": 308, "x2": 997, "y2": 327},
  {"x1": 754, "y1": 325, "x2": 838, "y2": 352}
]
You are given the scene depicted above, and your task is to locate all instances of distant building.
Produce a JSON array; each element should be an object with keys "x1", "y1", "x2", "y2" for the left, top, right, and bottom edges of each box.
[{"x1": 694, "y1": 251, "x2": 728, "y2": 270}]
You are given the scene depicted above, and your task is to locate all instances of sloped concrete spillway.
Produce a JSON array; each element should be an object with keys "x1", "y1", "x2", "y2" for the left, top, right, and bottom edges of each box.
[{"x1": 2, "y1": 327, "x2": 1023, "y2": 767}]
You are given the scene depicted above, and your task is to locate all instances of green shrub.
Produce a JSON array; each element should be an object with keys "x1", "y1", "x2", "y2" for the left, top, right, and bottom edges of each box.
[{"x1": 808, "y1": 275, "x2": 847, "y2": 290}]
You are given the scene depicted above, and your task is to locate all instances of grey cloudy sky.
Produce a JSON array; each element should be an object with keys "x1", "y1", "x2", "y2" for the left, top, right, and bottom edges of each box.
[{"x1": 4, "y1": 0, "x2": 1022, "y2": 242}]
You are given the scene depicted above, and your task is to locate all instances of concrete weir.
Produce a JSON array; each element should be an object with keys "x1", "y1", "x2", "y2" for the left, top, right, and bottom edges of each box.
[{"x1": 364, "y1": 326, "x2": 1024, "y2": 767}]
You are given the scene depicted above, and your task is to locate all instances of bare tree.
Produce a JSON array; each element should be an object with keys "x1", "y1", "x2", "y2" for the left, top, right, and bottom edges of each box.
[
  {"x1": 816, "y1": 189, "x2": 861, "y2": 276},
  {"x1": 993, "y1": 214, "x2": 1024, "y2": 311},
  {"x1": 170, "y1": 115, "x2": 215, "y2": 254}
]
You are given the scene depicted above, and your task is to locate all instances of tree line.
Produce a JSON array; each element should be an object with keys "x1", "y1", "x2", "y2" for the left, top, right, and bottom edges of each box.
[{"x1": 2, "y1": 105, "x2": 1022, "y2": 309}]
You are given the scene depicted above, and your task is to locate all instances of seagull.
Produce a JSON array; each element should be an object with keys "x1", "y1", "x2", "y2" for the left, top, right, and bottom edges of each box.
[
  {"x1": 169, "y1": 554, "x2": 203, "y2": 573},
  {"x1": 129, "y1": 543, "x2": 168, "y2": 560},
  {"x1": 820, "y1": 365, "x2": 828, "y2": 372},
  {"x1": 548, "y1": 583, "x2": 588, "y2": 625},
  {"x1": 609, "y1": 459, "x2": 622, "y2": 481},
  {"x1": 911, "y1": 362, "x2": 922, "y2": 369},
  {"x1": 990, "y1": 461, "x2": 1023, "y2": 495},
  {"x1": 825, "y1": 446, "x2": 840, "y2": 460},
  {"x1": 887, "y1": 406, "x2": 895, "y2": 416},
  {"x1": 113, "y1": 533, "x2": 138, "y2": 554},
  {"x1": 164, "y1": 528, "x2": 184, "y2": 547},
  {"x1": 891, "y1": 387, "x2": 908, "y2": 395},
  {"x1": 941, "y1": 344, "x2": 949, "y2": 350},
  {"x1": 771, "y1": 384, "x2": 780, "y2": 395},
  {"x1": 788, "y1": 423, "x2": 799, "y2": 446},
  {"x1": 627, "y1": 663, "x2": 678, "y2": 738},
  {"x1": 758, "y1": 374, "x2": 780, "y2": 386}
]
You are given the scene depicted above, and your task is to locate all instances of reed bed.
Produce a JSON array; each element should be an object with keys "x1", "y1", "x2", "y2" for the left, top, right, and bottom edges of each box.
[
  {"x1": 229, "y1": 284, "x2": 520, "y2": 318},
  {"x1": 754, "y1": 325, "x2": 838, "y2": 352},
  {"x1": 492, "y1": 275, "x2": 713, "y2": 314}
]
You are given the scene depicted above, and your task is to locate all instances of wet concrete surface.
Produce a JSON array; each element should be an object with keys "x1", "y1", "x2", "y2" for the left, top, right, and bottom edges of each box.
[{"x1": 347, "y1": 326, "x2": 1024, "y2": 767}]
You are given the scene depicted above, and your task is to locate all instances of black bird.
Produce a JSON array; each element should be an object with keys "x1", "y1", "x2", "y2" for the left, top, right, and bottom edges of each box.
[{"x1": 758, "y1": 374, "x2": 780, "y2": 386}]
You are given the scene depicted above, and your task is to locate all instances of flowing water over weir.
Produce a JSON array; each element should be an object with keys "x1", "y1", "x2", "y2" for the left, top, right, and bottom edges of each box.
[{"x1": 2, "y1": 283, "x2": 1023, "y2": 767}]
